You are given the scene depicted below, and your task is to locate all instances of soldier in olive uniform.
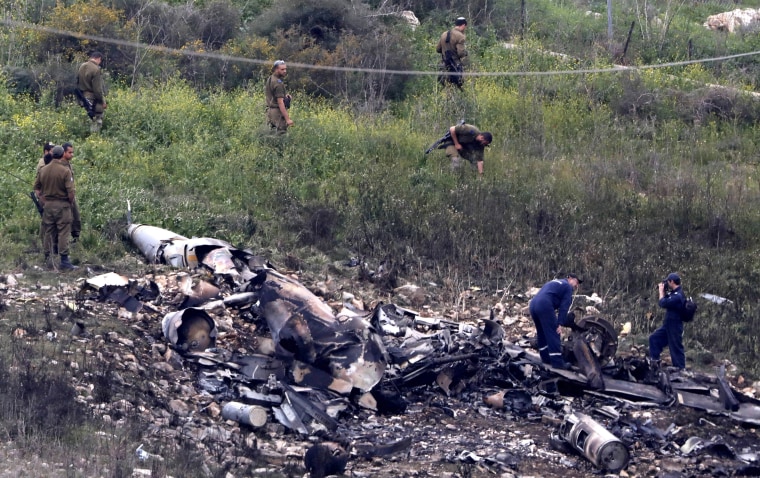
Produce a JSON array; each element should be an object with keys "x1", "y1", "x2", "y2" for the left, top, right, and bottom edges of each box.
[
  {"x1": 444, "y1": 123, "x2": 492, "y2": 177},
  {"x1": 35, "y1": 142, "x2": 55, "y2": 251},
  {"x1": 61, "y1": 142, "x2": 81, "y2": 241},
  {"x1": 265, "y1": 60, "x2": 293, "y2": 134},
  {"x1": 77, "y1": 51, "x2": 107, "y2": 132},
  {"x1": 36, "y1": 142, "x2": 54, "y2": 172},
  {"x1": 33, "y1": 146, "x2": 78, "y2": 270},
  {"x1": 436, "y1": 17, "x2": 468, "y2": 87}
]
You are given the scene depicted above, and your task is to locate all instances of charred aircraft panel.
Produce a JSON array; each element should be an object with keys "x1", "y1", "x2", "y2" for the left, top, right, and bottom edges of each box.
[
  {"x1": 253, "y1": 269, "x2": 387, "y2": 393},
  {"x1": 162, "y1": 308, "x2": 218, "y2": 352}
]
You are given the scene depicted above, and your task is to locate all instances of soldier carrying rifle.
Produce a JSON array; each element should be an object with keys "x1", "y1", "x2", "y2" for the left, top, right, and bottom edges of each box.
[{"x1": 76, "y1": 51, "x2": 107, "y2": 133}]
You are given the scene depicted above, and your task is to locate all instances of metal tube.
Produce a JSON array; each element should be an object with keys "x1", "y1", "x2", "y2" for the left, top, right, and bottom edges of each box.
[
  {"x1": 559, "y1": 412, "x2": 629, "y2": 472},
  {"x1": 222, "y1": 402, "x2": 268, "y2": 427}
]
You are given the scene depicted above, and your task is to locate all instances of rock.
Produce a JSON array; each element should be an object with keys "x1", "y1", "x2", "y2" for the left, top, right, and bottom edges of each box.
[
  {"x1": 167, "y1": 399, "x2": 193, "y2": 417},
  {"x1": 704, "y1": 8, "x2": 760, "y2": 33},
  {"x1": 151, "y1": 362, "x2": 175, "y2": 373},
  {"x1": 206, "y1": 402, "x2": 221, "y2": 418}
]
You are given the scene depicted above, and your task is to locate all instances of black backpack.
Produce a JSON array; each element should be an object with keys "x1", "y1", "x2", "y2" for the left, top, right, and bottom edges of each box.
[{"x1": 681, "y1": 297, "x2": 698, "y2": 322}]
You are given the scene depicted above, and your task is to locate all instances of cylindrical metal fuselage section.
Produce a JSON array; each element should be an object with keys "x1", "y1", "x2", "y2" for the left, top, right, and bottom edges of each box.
[
  {"x1": 222, "y1": 402, "x2": 268, "y2": 427},
  {"x1": 559, "y1": 412, "x2": 629, "y2": 472}
]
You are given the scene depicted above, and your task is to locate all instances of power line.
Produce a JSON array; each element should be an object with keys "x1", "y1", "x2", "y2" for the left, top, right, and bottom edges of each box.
[{"x1": 3, "y1": 18, "x2": 760, "y2": 78}]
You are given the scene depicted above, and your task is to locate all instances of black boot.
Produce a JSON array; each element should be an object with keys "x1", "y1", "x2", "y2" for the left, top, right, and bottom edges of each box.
[{"x1": 60, "y1": 255, "x2": 78, "y2": 271}]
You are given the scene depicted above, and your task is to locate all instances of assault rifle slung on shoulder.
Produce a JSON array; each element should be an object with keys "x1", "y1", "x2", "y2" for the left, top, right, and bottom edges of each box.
[
  {"x1": 29, "y1": 192, "x2": 43, "y2": 216},
  {"x1": 425, "y1": 119, "x2": 465, "y2": 154},
  {"x1": 74, "y1": 88, "x2": 96, "y2": 119}
]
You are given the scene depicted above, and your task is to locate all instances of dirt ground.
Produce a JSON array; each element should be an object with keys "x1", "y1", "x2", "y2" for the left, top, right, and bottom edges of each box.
[{"x1": 1, "y1": 257, "x2": 759, "y2": 478}]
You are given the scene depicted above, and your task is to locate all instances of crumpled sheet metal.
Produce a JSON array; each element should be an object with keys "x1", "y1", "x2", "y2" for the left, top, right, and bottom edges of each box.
[
  {"x1": 253, "y1": 269, "x2": 387, "y2": 393},
  {"x1": 177, "y1": 274, "x2": 221, "y2": 309},
  {"x1": 162, "y1": 308, "x2": 218, "y2": 352},
  {"x1": 82, "y1": 272, "x2": 159, "y2": 313},
  {"x1": 85, "y1": 272, "x2": 130, "y2": 289},
  {"x1": 127, "y1": 222, "x2": 387, "y2": 394}
]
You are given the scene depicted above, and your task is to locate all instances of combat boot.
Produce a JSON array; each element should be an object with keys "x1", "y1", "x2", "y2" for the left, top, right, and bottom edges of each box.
[{"x1": 60, "y1": 255, "x2": 79, "y2": 271}]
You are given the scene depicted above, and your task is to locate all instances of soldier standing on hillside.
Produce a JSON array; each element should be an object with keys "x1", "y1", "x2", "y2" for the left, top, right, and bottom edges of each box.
[
  {"x1": 36, "y1": 142, "x2": 54, "y2": 172},
  {"x1": 77, "y1": 51, "x2": 107, "y2": 133},
  {"x1": 265, "y1": 60, "x2": 294, "y2": 134},
  {"x1": 33, "y1": 145, "x2": 78, "y2": 270},
  {"x1": 436, "y1": 17, "x2": 468, "y2": 88},
  {"x1": 35, "y1": 142, "x2": 55, "y2": 251},
  {"x1": 61, "y1": 142, "x2": 81, "y2": 242}
]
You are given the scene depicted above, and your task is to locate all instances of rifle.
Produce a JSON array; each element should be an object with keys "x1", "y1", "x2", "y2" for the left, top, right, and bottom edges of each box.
[
  {"x1": 29, "y1": 192, "x2": 43, "y2": 216},
  {"x1": 74, "y1": 88, "x2": 96, "y2": 119},
  {"x1": 2, "y1": 166, "x2": 44, "y2": 216},
  {"x1": 425, "y1": 119, "x2": 465, "y2": 154}
]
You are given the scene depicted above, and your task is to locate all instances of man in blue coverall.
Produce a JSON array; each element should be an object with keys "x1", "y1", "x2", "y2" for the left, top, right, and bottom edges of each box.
[
  {"x1": 649, "y1": 272, "x2": 686, "y2": 370},
  {"x1": 529, "y1": 273, "x2": 583, "y2": 369}
]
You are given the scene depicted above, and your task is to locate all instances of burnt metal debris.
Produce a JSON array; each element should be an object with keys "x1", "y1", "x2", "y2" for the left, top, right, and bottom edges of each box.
[{"x1": 71, "y1": 222, "x2": 760, "y2": 474}]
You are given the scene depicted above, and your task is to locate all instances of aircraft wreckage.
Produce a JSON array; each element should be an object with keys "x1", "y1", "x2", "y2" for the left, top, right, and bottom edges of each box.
[{"x1": 89, "y1": 223, "x2": 760, "y2": 474}]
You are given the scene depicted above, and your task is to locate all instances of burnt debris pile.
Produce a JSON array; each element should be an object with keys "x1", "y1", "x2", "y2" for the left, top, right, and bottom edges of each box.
[{"x1": 7, "y1": 222, "x2": 758, "y2": 476}]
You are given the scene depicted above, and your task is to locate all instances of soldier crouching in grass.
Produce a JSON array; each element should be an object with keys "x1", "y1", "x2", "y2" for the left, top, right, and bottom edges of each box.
[{"x1": 445, "y1": 123, "x2": 492, "y2": 177}]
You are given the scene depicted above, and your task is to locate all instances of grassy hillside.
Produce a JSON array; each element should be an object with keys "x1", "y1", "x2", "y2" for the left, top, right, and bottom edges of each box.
[
  {"x1": 3, "y1": 61, "x2": 760, "y2": 374},
  {"x1": 2, "y1": 0, "x2": 760, "y2": 374}
]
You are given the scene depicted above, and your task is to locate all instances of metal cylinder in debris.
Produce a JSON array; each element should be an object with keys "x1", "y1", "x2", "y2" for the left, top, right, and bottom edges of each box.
[
  {"x1": 222, "y1": 402, "x2": 268, "y2": 427},
  {"x1": 560, "y1": 412, "x2": 629, "y2": 472}
]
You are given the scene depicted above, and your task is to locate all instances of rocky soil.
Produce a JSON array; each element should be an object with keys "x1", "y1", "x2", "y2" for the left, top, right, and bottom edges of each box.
[{"x1": 1, "y1": 255, "x2": 759, "y2": 478}]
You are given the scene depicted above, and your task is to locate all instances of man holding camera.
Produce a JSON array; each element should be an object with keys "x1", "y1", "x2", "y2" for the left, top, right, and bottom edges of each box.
[
  {"x1": 529, "y1": 273, "x2": 583, "y2": 369},
  {"x1": 649, "y1": 272, "x2": 686, "y2": 370},
  {"x1": 265, "y1": 60, "x2": 293, "y2": 134}
]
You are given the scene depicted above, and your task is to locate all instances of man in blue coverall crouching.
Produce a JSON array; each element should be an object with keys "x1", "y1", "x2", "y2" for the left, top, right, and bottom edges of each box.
[{"x1": 529, "y1": 273, "x2": 583, "y2": 369}]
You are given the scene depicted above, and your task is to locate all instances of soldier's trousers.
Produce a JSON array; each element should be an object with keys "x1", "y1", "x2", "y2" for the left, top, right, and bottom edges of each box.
[
  {"x1": 41, "y1": 199, "x2": 79, "y2": 250},
  {"x1": 42, "y1": 200, "x2": 72, "y2": 257},
  {"x1": 71, "y1": 199, "x2": 81, "y2": 238},
  {"x1": 267, "y1": 108, "x2": 288, "y2": 134}
]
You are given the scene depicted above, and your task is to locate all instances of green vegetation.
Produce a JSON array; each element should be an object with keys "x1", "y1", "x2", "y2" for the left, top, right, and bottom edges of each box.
[
  {"x1": 3, "y1": 64, "x2": 760, "y2": 371},
  {"x1": 2, "y1": 0, "x2": 760, "y2": 371},
  {"x1": 1, "y1": 0, "x2": 760, "y2": 472}
]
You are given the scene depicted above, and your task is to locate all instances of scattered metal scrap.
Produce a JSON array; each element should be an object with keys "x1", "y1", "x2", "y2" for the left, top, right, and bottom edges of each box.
[{"x1": 100, "y1": 222, "x2": 760, "y2": 474}]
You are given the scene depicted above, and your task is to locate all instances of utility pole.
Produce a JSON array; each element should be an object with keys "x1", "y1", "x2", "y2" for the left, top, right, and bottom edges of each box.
[{"x1": 607, "y1": 0, "x2": 613, "y2": 52}]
